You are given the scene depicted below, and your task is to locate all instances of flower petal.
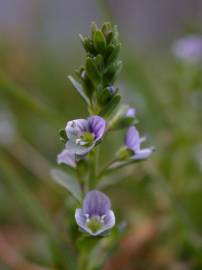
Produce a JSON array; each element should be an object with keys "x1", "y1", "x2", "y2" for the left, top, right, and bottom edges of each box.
[
  {"x1": 88, "y1": 116, "x2": 106, "y2": 141},
  {"x1": 57, "y1": 148, "x2": 76, "y2": 167},
  {"x1": 125, "y1": 126, "x2": 140, "y2": 152},
  {"x1": 65, "y1": 140, "x2": 95, "y2": 156},
  {"x1": 75, "y1": 208, "x2": 92, "y2": 234},
  {"x1": 103, "y1": 210, "x2": 116, "y2": 230},
  {"x1": 65, "y1": 119, "x2": 87, "y2": 141},
  {"x1": 83, "y1": 190, "x2": 111, "y2": 216},
  {"x1": 133, "y1": 147, "x2": 154, "y2": 160},
  {"x1": 90, "y1": 210, "x2": 116, "y2": 236}
]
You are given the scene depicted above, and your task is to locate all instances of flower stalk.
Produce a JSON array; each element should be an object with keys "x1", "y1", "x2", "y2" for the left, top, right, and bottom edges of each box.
[{"x1": 51, "y1": 21, "x2": 154, "y2": 269}]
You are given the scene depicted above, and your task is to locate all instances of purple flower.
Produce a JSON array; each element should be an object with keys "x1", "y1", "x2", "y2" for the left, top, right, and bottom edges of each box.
[
  {"x1": 126, "y1": 107, "x2": 136, "y2": 118},
  {"x1": 125, "y1": 126, "x2": 154, "y2": 160},
  {"x1": 172, "y1": 35, "x2": 202, "y2": 63},
  {"x1": 57, "y1": 148, "x2": 76, "y2": 168},
  {"x1": 65, "y1": 116, "x2": 106, "y2": 156},
  {"x1": 75, "y1": 190, "x2": 115, "y2": 236}
]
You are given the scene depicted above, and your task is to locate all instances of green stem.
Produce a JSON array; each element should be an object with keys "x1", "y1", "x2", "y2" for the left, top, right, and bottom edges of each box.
[
  {"x1": 96, "y1": 158, "x2": 118, "y2": 181},
  {"x1": 88, "y1": 149, "x2": 97, "y2": 190}
]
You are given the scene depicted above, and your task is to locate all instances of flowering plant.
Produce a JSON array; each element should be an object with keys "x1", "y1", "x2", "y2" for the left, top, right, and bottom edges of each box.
[{"x1": 51, "y1": 22, "x2": 154, "y2": 269}]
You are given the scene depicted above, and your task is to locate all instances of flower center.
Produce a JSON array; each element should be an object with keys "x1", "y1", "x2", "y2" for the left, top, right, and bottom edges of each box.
[
  {"x1": 76, "y1": 132, "x2": 94, "y2": 147},
  {"x1": 86, "y1": 215, "x2": 105, "y2": 233}
]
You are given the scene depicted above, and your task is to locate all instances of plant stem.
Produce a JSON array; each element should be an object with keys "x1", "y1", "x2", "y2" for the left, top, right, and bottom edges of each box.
[
  {"x1": 88, "y1": 149, "x2": 97, "y2": 190},
  {"x1": 96, "y1": 158, "x2": 118, "y2": 181}
]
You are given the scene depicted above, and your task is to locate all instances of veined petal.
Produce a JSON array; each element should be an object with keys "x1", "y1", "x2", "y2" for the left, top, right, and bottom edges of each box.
[
  {"x1": 133, "y1": 147, "x2": 154, "y2": 160},
  {"x1": 83, "y1": 190, "x2": 111, "y2": 216},
  {"x1": 90, "y1": 210, "x2": 115, "y2": 236},
  {"x1": 103, "y1": 210, "x2": 115, "y2": 230},
  {"x1": 65, "y1": 119, "x2": 87, "y2": 141},
  {"x1": 65, "y1": 140, "x2": 95, "y2": 156},
  {"x1": 57, "y1": 148, "x2": 76, "y2": 168},
  {"x1": 125, "y1": 126, "x2": 140, "y2": 152},
  {"x1": 75, "y1": 208, "x2": 92, "y2": 235},
  {"x1": 88, "y1": 116, "x2": 106, "y2": 141}
]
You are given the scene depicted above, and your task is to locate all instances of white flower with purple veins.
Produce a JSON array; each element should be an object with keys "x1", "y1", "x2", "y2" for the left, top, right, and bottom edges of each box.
[
  {"x1": 172, "y1": 35, "x2": 202, "y2": 63},
  {"x1": 125, "y1": 126, "x2": 154, "y2": 160},
  {"x1": 65, "y1": 116, "x2": 106, "y2": 156},
  {"x1": 75, "y1": 190, "x2": 115, "y2": 236}
]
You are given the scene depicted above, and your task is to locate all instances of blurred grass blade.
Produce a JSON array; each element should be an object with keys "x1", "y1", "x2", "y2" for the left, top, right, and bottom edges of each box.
[
  {"x1": 51, "y1": 168, "x2": 82, "y2": 202},
  {"x1": 0, "y1": 70, "x2": 61, "y2": 122},
  {"x1": 0, "y1": 153, "x2": 77, "y2": 269}
]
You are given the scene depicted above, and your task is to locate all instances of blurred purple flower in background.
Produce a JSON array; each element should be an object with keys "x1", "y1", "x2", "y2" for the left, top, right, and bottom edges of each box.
[
  {"x1": 172, "y1": 35, "x2": 202, "y2": 64},
  {"x1": 125, "y1": 126, "x2": 154, "y2": 160},
  {"x1": 126, "y1": 107, "x2": 136, "y2": 118},
  {"x1": 64, "y1": 116, "x2": 106, "y2": 156},
  {"x1": 75, "y1": 190, "x2": 115, "y2": 236}
]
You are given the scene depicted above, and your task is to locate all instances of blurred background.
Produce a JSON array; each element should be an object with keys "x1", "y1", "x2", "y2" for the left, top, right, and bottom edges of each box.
[{"x1": 0, "y1": 0, "x2": 202, "y2": 269}]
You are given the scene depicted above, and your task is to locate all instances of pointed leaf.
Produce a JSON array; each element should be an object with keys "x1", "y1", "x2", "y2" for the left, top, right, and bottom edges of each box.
[
  {"x1": 86, "y1": 57, "x2": 101, "y2": 85},
  {"x1": 51, "y1": 168, "x2": 82, "y2": 202},
  {"x1": 107, "y1": 43, "x2": 121, "y2": 65},
  {"x1": 100, "y1": 95, "x2": 121, "y2": 117},
  {"x1": 93, "y1": 30, "x2": 106, "y2": 53},
  {"x1": 68, "y1": 75, "x2": 90, "y2": 105}
]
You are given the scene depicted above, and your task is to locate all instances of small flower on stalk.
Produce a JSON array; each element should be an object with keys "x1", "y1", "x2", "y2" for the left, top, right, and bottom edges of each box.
[
  {"x1": 57, "y1": 148, "x2": 76, "y2": 168},
  {"x1": 108, "y1": 105, "x2": 137, "y2": 130},
  {"x1": 125, "y1": 126, "x2": 154, "y2": 160},
  {"x1": 172, "y1": 35, "x2": 202, "y2": 64},
  {"x1": 75, "y1": 190, "x2": 115, "y2": 236},
  {"x1": 64, "y1": 116, "x2": 106, "y2": 156}
]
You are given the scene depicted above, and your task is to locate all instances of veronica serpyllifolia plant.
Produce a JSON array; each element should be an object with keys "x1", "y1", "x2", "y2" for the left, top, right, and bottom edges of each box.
[{"x1": 51, "y1": 22, "x2": 154, "y2": 268}]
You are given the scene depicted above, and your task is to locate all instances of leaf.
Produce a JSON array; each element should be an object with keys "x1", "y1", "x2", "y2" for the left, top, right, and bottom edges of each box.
[
  {"x1": 97, "y1": 88, "x2": 112, "y2": 105},
  {"x1": 100, "y1": 95, "x2": 121, "y2": 118},
  {"x1": 106, "y1": 43, "x2": 121, "y2": 66},
  {"x1": 79, "y1": 34, "x2": 95, "y2": 54},
  {"x1": 93, "y1": 30, "x2": 106, "y2": 53},
  {"x1": 68, "y1": 75, "x2": 90, "y2": 105},
  {"x1": 86, "y1": 57, "x2": 101, "y2": 85},
  {"x1": 51, "y1": 168, "x2": 82, "y2": 202},
  {"x1": 103, "y1": 60, "x2": 123, "y2": 84},
  {"x1": 59, "y1": 128, "x2": 68, "y2": 143}
]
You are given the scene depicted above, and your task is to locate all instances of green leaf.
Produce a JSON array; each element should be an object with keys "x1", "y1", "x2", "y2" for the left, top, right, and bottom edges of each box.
[
  {"x1": 86, "y1": 57, "x2": 101, "y2": 85},
  {"x1": 68, "y1": 75, "x2": 90, "y2": 105},
  {"x1": 79, "y1": 34, "x2": 95, "y2": 54},
  {"x1": 59, "y1": 129, "x2": 68, "y2": 143},
  {"x1": 104, "y1": 60, "x2": 123, "y2": 84},
  {"x1": 106, "y1": 43, "x2": 121, "y2": 65},
  {"x1": 51, "y1": 168, "x2": 82, "y2": 202},
  {"x1": 91, "y1": 21, "x2": 98, "y2": 35},
  {"x1": 97, "y1": 88, "x2": 112, "y2": 105},
  {"x1": 101, "y1": 22, "x2": 112, "y2": 35},
  {"x1": 93, "y1": 30, "x2": 106, "y2": 53},
  {"x1": 95, "y1": 54, "x2": 104, "y2": 71},
  {"x1": 100, "y1": 95, "x2": 121, "y2": 117}
]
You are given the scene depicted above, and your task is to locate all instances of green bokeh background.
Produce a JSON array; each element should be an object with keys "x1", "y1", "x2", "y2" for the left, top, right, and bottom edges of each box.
[{"x1": 0, "y1": 1, "x2": 202, "y2": 269}]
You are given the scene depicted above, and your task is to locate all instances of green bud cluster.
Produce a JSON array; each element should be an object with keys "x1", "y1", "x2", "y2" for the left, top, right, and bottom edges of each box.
[{"x1": 68, "y1": 22, "x2": 122, "y2": 116}]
